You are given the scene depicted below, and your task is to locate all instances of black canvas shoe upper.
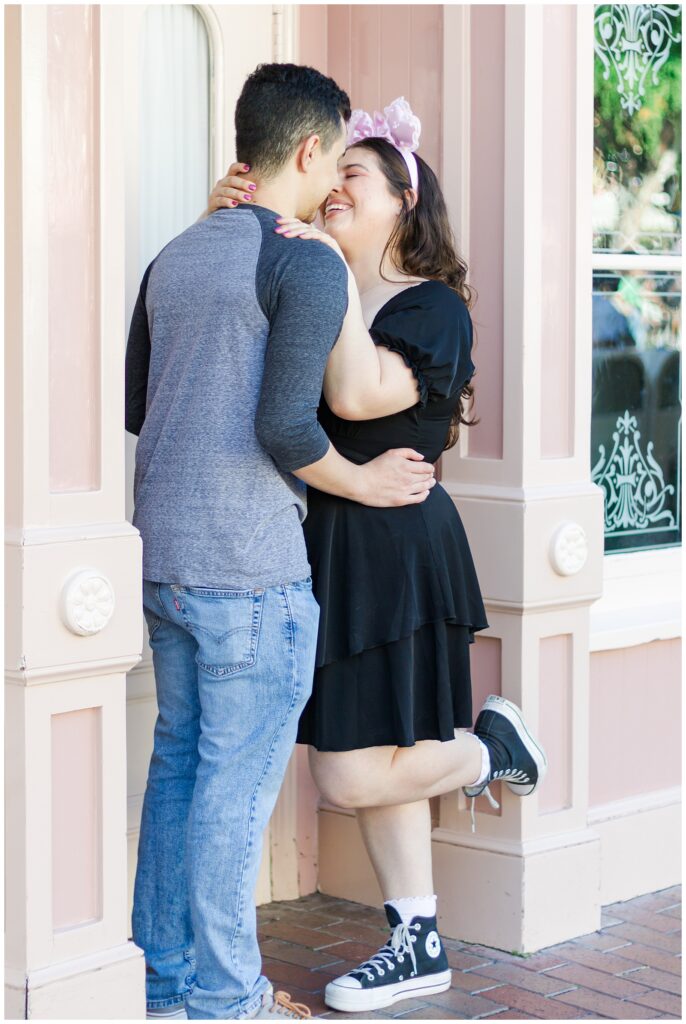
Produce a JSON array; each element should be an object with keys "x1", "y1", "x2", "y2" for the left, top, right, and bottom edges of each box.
[
  {"x1": 462, "y1": 695, "x2": 547, "y2": 831},
  {"x1": 330, "y1": 904, "x2": 449, "y2": 993}
]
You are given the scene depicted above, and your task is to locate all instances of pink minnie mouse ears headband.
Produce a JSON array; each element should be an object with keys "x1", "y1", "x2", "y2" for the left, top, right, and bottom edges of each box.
[{"x1": 346, "y1": 96, "x2": 421, "y2": 192}]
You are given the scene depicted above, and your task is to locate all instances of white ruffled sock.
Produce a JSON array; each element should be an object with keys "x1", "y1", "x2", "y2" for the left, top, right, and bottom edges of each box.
[
  {"x1": 385, "y1": 894, "x2": 437, "y2": 924},
  {"x1": 468, "y1": 735, "x2": 491, "y2": 787}
]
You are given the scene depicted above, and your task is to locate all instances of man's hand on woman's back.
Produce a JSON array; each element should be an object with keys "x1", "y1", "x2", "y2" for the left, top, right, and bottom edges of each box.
[{"x1": 356, "y1": 448, "x2": 436, "y2": 507}]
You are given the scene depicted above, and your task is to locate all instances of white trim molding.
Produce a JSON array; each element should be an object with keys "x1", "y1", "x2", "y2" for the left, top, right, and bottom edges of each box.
[
  {"x1": 590, "y1": 546, "x2": 682, "y2": 650},
  {"x1": 196, "y1": 4, "x2": 225, "y2": 188},
  {"x1": 273, "y1": 5, "x2": 299, "y2": 64}
]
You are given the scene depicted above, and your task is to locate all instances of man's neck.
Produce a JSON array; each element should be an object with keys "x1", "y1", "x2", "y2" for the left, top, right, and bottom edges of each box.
[{"x1": 248, "y1": 174, "x2": 299, "y2": 220}]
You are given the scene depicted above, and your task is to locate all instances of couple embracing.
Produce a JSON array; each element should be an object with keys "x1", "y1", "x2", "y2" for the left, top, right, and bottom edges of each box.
[{"x1": 125, "y1": 62, "x2": 547, "y2": 1021}]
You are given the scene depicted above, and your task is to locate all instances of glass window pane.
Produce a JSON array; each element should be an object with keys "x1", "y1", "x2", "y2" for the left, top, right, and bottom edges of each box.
[
  {"x1": 591, "y1": 269, "x2": 681, "y2": 552},
  {"x1": 593, "y1": 5, "x2": 682, "y2": 255}
]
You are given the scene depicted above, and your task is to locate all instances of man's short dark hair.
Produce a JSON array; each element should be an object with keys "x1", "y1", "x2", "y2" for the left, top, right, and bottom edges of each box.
[{"x1": 235, "y1": 63, "x2": 351, "y2": 178}]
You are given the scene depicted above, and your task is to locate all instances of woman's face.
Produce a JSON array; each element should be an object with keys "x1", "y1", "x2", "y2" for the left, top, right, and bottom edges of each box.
[{"x1": 321, "y1": 147, "x2": 402, "y2": 257}]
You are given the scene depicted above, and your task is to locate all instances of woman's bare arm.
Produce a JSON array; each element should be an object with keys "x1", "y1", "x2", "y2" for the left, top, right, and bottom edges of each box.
[
  {"x1": 273, "y1": 218, "x2": 422, "y2": 420},
  {"x1": 324, "y1": 265, "x2": 421, "y2": 420}
]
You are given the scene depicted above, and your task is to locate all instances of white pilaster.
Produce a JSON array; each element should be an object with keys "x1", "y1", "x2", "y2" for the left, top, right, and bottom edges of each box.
[{"x1": 5, "y1": 6, "x2": 145, "y2": 1017}]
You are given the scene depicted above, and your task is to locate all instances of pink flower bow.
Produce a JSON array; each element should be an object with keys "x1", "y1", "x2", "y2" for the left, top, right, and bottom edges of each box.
[{"x1": 346, "y1": 97, "x2": 421, "y2": 190}]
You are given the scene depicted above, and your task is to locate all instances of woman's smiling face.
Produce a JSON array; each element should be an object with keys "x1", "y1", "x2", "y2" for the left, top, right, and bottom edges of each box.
[{"x1": 322, "y1": 146, "x2": 403, "y2": 256}]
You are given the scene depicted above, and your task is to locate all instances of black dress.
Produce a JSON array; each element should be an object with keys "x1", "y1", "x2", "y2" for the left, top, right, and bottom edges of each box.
[{"x1": 296, "y1": 280, "x2": 490, "y2": 752}]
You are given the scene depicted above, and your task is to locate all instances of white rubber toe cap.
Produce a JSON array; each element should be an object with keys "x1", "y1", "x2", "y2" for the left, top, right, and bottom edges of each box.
[{"x1": 330, "y1": 975, "x2": 363, "y2": 990}]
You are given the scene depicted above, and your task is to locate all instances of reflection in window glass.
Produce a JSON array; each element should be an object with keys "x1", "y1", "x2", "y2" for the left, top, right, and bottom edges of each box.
[
  {"x1": 592, "y1": 5, "x2": 682, "y2": 554},
  {"x1": 593, "y1": 5, "x2": 682, "y2": 255},
  {"x1": 591, "y1": 270, "x2": 681, "y2": 552}
]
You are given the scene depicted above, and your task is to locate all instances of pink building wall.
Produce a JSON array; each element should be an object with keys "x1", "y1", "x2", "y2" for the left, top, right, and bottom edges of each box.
[
  {"x1": 299, "y1": 5, "x2": 443, "y2": 175},
  {"x1": 589, "y1": 639, "x2": 682, "y2": 806}
]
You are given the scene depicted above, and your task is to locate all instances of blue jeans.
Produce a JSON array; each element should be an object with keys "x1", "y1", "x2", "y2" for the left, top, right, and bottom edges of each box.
[{"x1": 132, "y1": 577, "x2": 319, "y2": 1019}]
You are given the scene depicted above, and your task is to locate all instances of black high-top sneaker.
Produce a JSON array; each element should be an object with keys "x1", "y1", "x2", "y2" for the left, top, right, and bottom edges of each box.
[
  {"x1": 323, "y1": 904, "x2": 452, "y2": 1012},
  {"x1": 463, "y1": 694, "x2": 548, "y2": 831}
]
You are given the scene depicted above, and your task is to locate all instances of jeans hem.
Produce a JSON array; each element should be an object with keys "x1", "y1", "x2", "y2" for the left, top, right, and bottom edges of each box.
[
  {"x1": 146, "y1": 996, "x2": 187, "y2": 1009},
  {"x1": 235, "y1": 984, "x2": 269, "y2": 1019}
]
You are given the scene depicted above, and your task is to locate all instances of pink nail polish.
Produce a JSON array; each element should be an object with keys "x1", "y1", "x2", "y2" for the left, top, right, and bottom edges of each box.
[
  {"x1": 248, "y1": 184, "x2": 257, "y2": 191},
  {"x1": 244, "y1": 194, "x2": 252, "y2": 201}
]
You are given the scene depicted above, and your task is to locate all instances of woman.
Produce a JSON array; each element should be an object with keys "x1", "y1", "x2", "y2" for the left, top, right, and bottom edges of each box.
[{"x1": 207, "y1": 98, "x2": 547, "y2": 1014}]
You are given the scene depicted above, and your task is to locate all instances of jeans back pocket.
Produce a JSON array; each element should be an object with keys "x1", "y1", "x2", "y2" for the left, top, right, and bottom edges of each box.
[{"x1": 176, "y1": 587, "x2": 264, "y2": 677}]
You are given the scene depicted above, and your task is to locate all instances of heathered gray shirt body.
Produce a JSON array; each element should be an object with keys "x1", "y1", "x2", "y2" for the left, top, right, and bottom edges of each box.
[{"x1": 125, "y1": 204, "x2": 349, "y2": 589}]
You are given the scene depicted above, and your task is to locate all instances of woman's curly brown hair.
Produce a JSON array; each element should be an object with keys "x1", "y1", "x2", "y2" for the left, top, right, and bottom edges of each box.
[{"x1": 348, "y1": 137, "x2": 480, "y2": 450}]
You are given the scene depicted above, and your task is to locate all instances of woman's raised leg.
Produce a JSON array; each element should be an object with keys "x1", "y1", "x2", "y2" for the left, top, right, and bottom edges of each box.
[{"x1": 310, "y1": 729, "x2": 483, "y2": 809}]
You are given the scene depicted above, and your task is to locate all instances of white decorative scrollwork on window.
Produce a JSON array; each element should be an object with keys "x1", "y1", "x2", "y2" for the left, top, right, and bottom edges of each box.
[
  {"x1": 594, "y1": 4, "x2": 682, "y2": 114},
  {"x1": 592, "y1": 410, "x2": 677, "y2": 535}
]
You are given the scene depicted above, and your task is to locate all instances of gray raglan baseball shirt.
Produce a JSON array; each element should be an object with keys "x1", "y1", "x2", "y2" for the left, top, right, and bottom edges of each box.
[{"x1": 124, "y1": 204, "x2": 349, "y2": 589}]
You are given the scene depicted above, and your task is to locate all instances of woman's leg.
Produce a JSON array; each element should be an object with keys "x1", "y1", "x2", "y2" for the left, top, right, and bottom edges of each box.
[
  {"x1": 310, "y1": 728, "x2": 482, "y2": 810},
  {"x1": 356, "y1": 800, "x2": 433, "y2": 899},
  {"x1": 322, "y1": 795, "x2": 452, "y2": 1012}
]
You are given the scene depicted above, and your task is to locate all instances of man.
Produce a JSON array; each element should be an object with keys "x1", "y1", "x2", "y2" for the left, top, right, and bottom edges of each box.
[{"x1": 125, "y1": 63, "x2": 435, "y2": 1021}]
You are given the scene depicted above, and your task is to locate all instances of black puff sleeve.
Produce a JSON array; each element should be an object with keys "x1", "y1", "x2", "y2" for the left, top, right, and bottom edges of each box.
[{"x1": 369, "y1": 280, "x2": 475, "y2": 407}]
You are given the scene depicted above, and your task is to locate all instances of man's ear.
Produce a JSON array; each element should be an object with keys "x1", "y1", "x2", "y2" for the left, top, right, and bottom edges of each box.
[{"x1": 297, "y1": 134, "x2": 321, "y2": 173}]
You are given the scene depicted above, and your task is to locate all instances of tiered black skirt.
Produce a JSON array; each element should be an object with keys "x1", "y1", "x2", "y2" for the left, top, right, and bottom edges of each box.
[{"x1": 295, "y1": 483, "x2": 489, "y2": 752}]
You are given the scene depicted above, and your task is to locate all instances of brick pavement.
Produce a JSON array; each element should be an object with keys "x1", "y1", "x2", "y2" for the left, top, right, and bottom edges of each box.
[{"x1": 257, "y1": 885, "x2": 681, "y2": 1020}]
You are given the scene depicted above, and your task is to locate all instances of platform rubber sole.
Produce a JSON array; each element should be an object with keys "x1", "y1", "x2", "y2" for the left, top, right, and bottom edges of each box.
[{"x1": 324, "y1": 969, "x2": 452, "y2": 1012}]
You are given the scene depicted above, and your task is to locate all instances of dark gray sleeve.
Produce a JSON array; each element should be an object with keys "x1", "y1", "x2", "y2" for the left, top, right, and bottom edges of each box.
[
  {"x1": 254, "y1": 242, "x2": 349, "y2": 473},
  {"x1": 124, "y1": 262, "x2": 155, "y2": 436}
]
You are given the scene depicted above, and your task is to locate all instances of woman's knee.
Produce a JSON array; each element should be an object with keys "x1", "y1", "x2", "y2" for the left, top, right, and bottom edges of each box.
[{"x1": 308, "y1": 747, "x2": 389, "y2": 808}]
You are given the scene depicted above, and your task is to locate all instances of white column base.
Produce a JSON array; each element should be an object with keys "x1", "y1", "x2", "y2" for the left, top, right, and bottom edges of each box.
[
  {"x1": 5, "y1": 941, "x2": 145, "y2": 1020},
  {"x1": 431, "y1": 828, "x2": 602, "y2": 952}
]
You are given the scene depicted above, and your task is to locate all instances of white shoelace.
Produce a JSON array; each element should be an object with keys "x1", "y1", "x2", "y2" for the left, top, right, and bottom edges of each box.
[
  {"x1": 469, "y1": 784, "x2": 500, "y2": 833},
  {"x1": 354, "y1": 921, "x2": 420, "y2": 980},
  {"x1": 468, "y1": 768, "x2": 532, "y2": 832}
]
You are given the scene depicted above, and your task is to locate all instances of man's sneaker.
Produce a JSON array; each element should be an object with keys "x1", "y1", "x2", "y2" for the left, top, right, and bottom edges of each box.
[
  {"x1": 246, "y1": 985, "x2": 312, "y2": 1019},
  {"x1": 146, "y1": 1006, "x2": 187, "y2": 1020},
  {"x1": 323, "y1": 904, "x2": 451, "y2": 1012},
  {"x1": 463, "y1": 694, "x2": 548, "y2": 831}
]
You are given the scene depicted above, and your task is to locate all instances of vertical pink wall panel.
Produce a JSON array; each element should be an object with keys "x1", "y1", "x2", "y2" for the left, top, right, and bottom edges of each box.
[
  {"x1": 538, "y1": 634, "x2": 573, "y2": 814},
  {"x1": 540, "y1": 5, "x2": 576, "y2": 459},
  {"x1": 466, "y1": 6, "x2": 505, "y2": 460},
  {"x1": 47, "y1": 5, "x2": 102, "y2": 493},
  {"x1": 379, "y1": 5, "x2": 411, "y2": 103},
  {"x1": 407, "y1": 6, "x2": 442, "y2": 173},
  {"x1": 326, "y1": 6, "x2": 352, "y2": 97},
  {"x1": 350, "y1": 6, "x2": 381, "y2": 112},
  {"x1": 52, "y1": 707, "x2": 103, "y2": 929},
  {"x1": 589, "y1": 639, "x2": 682, "y2": 807},
  {"x1": 301, "y1": 5, "x2": 443, "y2": 174},
  {"x1": 299, "y1": 5, "x2": 328, "y2": 73},
  {"x1": 295, "y1": 746, "x2": 320, "y2": 894}
]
